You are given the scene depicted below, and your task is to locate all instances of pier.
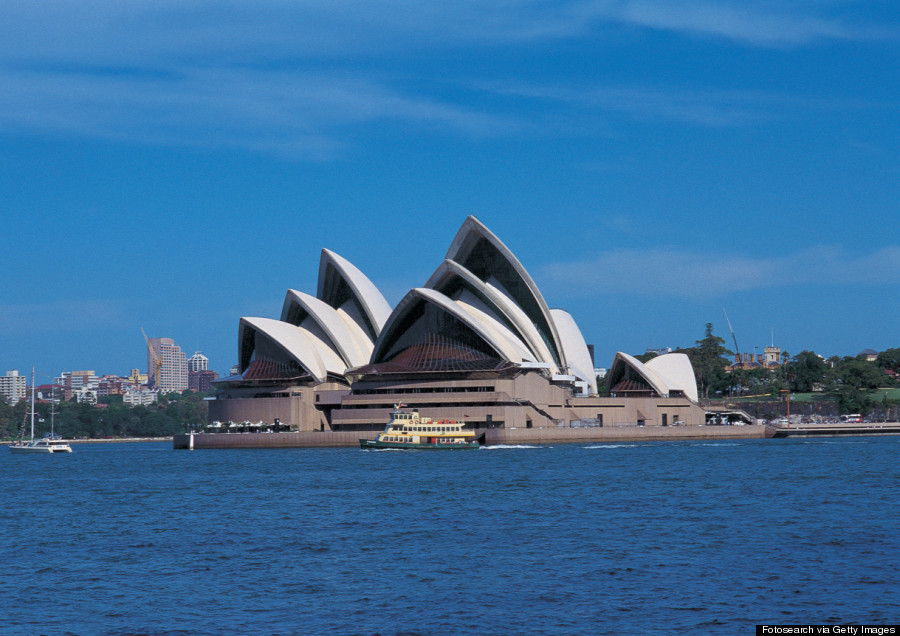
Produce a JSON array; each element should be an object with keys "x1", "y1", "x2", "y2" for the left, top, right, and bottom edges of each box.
[{"x1": 767, "y1": 421, "x2": 900, "y2": 438}]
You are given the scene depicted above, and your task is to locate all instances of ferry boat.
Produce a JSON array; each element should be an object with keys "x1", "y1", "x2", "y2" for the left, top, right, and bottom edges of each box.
[{"x1": 360, "y1": 405, "x2": 482, "y2": 450}]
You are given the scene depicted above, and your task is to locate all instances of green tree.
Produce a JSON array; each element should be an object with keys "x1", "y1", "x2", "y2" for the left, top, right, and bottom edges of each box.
[
  {"x1": 824, "y1": 357, "x2": 883, "y2": 416},
  {"x1": 835, "y1": 386, "x2": 873, "y2": 415},
  {"x1": 681, "y1": 323, "x2": 733, "y2": 400},
  {"x1": 876, "y1": 348, "x2": 900, "y2": 373},
  {"x1": 836, "y1": 358, "x2": 883, "y2": 391},
  {"x1": 0, "y1": 399, "x2": 14, "y2": 438},
  {"x1": 791, "y1": 351, "x2": 828, "y2": 393},
  {"x1": 745, "y1": 366, "x2": 775, "y2": 395}
]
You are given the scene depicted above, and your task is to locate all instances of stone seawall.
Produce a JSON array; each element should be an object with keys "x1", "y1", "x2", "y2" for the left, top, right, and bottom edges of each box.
[
  {"x1": 484, "y1": 425, "x2": 767, "y2": 445},
  {"x1": 769, "y1": 421, "x2": 900, "y2": 438},
  {"x1": 174, "y1": 425, "x2": 767, "y2": 449},
  {"x1": 173, "y1": 431, "x2": 373, "y2": 449}
]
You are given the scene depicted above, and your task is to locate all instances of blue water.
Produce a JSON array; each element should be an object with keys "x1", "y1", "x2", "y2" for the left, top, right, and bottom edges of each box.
[{"x1": 2, "y1": 437, "x2": 897, "y2": 635}]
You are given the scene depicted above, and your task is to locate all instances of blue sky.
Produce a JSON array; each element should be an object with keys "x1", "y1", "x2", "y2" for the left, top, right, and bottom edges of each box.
[{"x1": 1, "y1": 1, "x2": 898, "y2": 379}]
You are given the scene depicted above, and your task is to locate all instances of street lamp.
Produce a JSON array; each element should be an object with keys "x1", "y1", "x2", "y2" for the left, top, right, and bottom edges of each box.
[{"x1": 780, "y1": 389, "x2": 790, "y2": 428}]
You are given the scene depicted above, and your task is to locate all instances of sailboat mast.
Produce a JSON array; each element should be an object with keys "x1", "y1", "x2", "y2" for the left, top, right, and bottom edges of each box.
[
  {"x1": 30, "y1": 366, "x2": 35, "y2": 441},
  {"x1": 50, "y1": 384, "x2": 56, "y2": 438}
]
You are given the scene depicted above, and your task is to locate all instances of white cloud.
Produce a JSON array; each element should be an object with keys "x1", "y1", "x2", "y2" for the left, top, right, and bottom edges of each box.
[
  {"x1": 477, "y1": 81, "x2": 786, "y2": 127},
  {"x1": 0, "y1": 67, "x2": 511, "y2": 159},
  {"x1": 0, "y1": 2, "x2": 890, "y2": 66},
  {"x1": 0, "y1": 2, "x2": 893, "y2": 156},
  {"x1": 612, "y1": 1, "x2": 887, "y2": 46},
  {"x1": 539, "y1": 245, "x2": 900, "y2": 299}
]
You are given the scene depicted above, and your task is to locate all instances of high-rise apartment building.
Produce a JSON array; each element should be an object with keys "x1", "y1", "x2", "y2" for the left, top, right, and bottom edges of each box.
[
  {"x1": 147, "y1": 337, "x2": 188, "y2": 393},
  {"x1": 0, "y1": 370, "x2": 27, "y2": 405},
  {"x1": 188, "y1": 351, "x2": 209, "y2": 372}
]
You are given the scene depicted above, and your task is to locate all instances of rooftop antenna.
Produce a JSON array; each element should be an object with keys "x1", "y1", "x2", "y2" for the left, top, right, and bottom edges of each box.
[{"x1": 723, "y1": 308, "x2": 741, "y2": 361}]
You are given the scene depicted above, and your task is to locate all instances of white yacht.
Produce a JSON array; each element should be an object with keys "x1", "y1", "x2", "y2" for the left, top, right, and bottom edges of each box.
[
  {"x1": 9, "y1": 436, "x2": 73, "y2": 454},
  {"x1": 7, "y1": 368, "x2": 72, "y2": 454}
]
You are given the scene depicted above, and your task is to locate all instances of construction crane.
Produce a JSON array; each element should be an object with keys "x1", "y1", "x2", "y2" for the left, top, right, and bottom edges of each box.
[
  {"x1": 723, "y1": 308, "x2": 741, "y2": 365},
  {"x1": 141, "y1": 327, "x2": 162, "y2": 389}
]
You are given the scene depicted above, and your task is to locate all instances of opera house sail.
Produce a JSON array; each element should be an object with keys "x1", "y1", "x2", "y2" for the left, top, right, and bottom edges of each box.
[{"x1": 210, "y1": 216, "x2": 708, "y2": 432}]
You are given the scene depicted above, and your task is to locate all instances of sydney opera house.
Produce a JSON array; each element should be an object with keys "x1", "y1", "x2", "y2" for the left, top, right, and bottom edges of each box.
[{"x1": 210, "y1": 216, "x2": 707, "y2": 432}]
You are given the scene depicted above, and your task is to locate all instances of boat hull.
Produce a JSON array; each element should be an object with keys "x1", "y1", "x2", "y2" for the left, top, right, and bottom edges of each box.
[
  {"x1": 8, "y1": 441, "x2": 73, "y2": 453},
  {"x1": 360, "y1": 439, "x2": 480, "y2": 450}
]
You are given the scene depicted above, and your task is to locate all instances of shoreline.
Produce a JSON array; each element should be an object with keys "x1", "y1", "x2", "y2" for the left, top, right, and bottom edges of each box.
[
  {"x1": 4, "y1": 437, "x2": 172, "y2": 444},
  {"x1": 9, "y1": 421, "x2": 898, "y2": 449}
]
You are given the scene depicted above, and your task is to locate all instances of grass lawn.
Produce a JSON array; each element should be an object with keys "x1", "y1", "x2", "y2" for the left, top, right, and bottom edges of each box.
[{"x1": 727, "y1": 387, "x2": 900, "y2": 404}]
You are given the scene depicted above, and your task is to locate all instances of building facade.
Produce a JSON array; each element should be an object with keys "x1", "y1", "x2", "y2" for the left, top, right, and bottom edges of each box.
[
  {"x1": 189, "y1": 369, "x2": 219, "y2": 392},
  {"x1": 188, "y1": 352, "x2": 209, "y2": 372},
  {"x1": 123, "y1": 386, "x2": 158, "y2": 406},
  {"x1": 210, "y1": 216, "x2": 707, "y2": 431},
  {"x1": 148, "y1": 338, "x2": 188, "y2": 393},
  {"x1": 0, "y1": 370, "x2": 27, "y2": 405}
]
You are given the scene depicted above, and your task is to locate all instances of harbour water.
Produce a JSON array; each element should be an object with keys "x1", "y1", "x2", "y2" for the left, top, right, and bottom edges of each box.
[{"x1": 2, "y1": 437, "x2": 897, "y2": 635}]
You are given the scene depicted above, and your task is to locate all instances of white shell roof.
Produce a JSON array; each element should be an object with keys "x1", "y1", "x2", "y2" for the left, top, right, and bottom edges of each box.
[
  {"x1": 608, "y1": 352, "x2": 699, "y2": 401},
  {"x1": 231, "y1": 216, "x2": 620, "y2": 392},
  {"x1": 372, "y1": 287, "x2": 535, "y2": 364},
  {"x1": 239, "y1": 316, "x2": 345, "y2": 383},
  {"x1": 425, "y1": 259, "x2": 559, "y2": 373},
  {"x1": 317, "y1": 249, "x2": 392, "y2": 340},
  {"x1": 550, "y1": 308, "x2": 597, "y2": 395},
  {"x1": 280, "y1": 289, "x2": 372, "y2": 368},
  {"x1": 443, "y1": 216, "x2": 566, "y2": 370},
  {"x1": 645, "y1": 353, "x2": 698, "y2": 402},
  {"x1": 608, "y1": 351, "x2": 672, "y2": 397}
]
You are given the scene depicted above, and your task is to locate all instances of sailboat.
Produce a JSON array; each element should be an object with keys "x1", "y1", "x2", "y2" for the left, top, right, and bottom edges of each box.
[{"x1": 7, "y1": 368, "x2": 72, "y2": 454}]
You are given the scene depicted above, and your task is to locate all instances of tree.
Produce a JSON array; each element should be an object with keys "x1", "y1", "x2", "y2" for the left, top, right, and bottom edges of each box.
[
  {"x1": 835, "y1": 386, "x2": 873, "y2": 415},
  {"x1": 876, "y1": 348, "x2": 900, "y2": 372},
  {"x1": 737, "y1": 366, "x2": 775, "y2": 396},
  {"x1": 836, "y1": 358, "x2": 883, "y2": 391},
  {"x1": 681, "y1": 323, "x2": 733, "y2": 400},
  {"x1": 791, "y1": 351, "x2": 828, "y2": 393}
]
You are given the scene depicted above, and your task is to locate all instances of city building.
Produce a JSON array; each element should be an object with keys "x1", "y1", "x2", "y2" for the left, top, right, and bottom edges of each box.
[
  {"x1": 211, "y1": 216, "x2": 706, "y2": 431},
  {"x1": 127, "y1": 368, "x2": 148, "y2": 386},
  {"x1": 123, "y1": 386, "x2": 158, "y2": 406},
  {"x1": 187, "y1": 351, "x2": 217, "y2": 391},
  {"x1": 189, "y1": 369, "x2": 219, "y2": 392},
  {"x1": 75, "y1": 387, "x2": 98, "y2": 404},
  {"x1": 36, "y1": 383, "x2": 64, "y2": 403},
  {"x1": 147, "y1": 338, "x2": 188, "y2": 393},
  {"x1": 728, "y1": 346, "x2": 782, "y2": 371},
  {"x1": 0, "y1": 370, "x2": 27, "y2": 405},
  {"x1": 98, "y1": 374, "x2": 136, "y2": 396},
  {"x1": 188, "y1": 352, "x2": 209, "y2": 372},
  {"x1": 55, "y1": 370, "x2": 99, "y2": 400}
]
